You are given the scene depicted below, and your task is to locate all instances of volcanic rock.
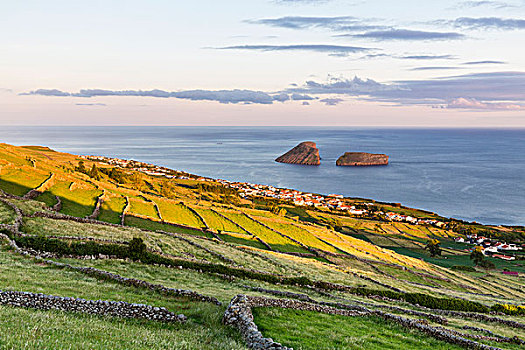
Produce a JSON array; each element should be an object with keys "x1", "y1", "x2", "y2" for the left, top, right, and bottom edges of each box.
[
  {"x1": 336, "y1": 152, "x2": 389, "y2": 166},
  {"x1": 275, "y1": 142, "x2": 320, "y2": 165}
]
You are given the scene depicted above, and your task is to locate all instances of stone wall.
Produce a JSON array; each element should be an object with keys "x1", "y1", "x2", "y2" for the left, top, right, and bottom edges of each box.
[
  {"x1": 23, "y1": 173, "x2": 55, "y2": 200},
  {"x1": 182, "y1": 203, "x2": 208, "y2": 230},
  {"x1": 0, "y1": 197, "x2": 23, "y2": 232},
  {"x1": 223, "y1": 295, "x2": 293, "y2": 350},
  {"x1": 86, "y1": 191, "x2": 106, "y2": 220},
  {"x1": 0, "y1": 289, "x2": 186, "y2": 323},
  {"x1": 121, "y1": 196, "x2": 130, "y2": 225},
  {"x1": 51, "y1": 195, "x2": 62, "y2": 212},
  {"x1": 242, "y1": 284, "x2": 448, "y2": 324}
]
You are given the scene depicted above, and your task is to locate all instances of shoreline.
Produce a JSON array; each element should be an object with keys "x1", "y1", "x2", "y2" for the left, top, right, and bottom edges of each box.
[{"x1": 81, "y1": 153, "x2": 524, "y2": 229}]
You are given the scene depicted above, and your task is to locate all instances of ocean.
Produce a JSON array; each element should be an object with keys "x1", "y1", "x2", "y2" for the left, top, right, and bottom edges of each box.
[{"x1": 1, "y1": 127, "x2": 524, "y2": 226}]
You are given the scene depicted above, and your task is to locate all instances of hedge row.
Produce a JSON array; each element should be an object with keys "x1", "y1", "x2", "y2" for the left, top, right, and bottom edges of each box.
[{"x1": 350, "y1": 287, "x2": 490, "y2": 313}]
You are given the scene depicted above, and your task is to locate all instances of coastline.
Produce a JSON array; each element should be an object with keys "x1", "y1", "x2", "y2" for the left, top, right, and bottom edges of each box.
[{"x1": 0, "y1": 126, "x2": 524, "y2": 226}]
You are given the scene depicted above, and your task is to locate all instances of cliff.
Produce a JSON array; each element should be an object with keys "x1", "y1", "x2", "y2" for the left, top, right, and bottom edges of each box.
[
  {"x1": 336, "y1": 152, "x2": 389, "y2": 166},
  {"x1": 275, "y1": 142, "x2": 320, "y2": 166}
]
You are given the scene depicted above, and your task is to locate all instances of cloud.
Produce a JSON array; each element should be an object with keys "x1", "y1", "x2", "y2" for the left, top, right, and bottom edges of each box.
[
  {"x1": 74, "y1": 89, "x2": 172, "y2": 98},
  {"x1": 272, "y1": 93, "x2": 291, "y2": 102},
  {"x1": 288, "y1": 75, "x2": 402, "y2": 95},
  {"x1": 76, "y1": 103, "x2": 106, "y2": 106},
  {"x1": 401, "y1": 55, "x2": 456, "y2": 60},
  {"x1": 410, "y1": 66, "x2": 463, "y2": 71},
  {"x1": 291, "y1": 93, "x2": 316, "y2": 100},
  {"x1": 374, "y1": 71, "x2": 525, "y2": 104},
  {"x1": 21, "y1": 89, "x2": 71, "y2": 97},
  {"x1": 218, "y1": 44, "x2": 373, "y2": 56},
  {"x1": 291, "y1": 71, "x2": 525, "y2": 109},
  {"x1": 171, "y1": 90, "x2": 281, "y2": 104},
  {"x1": 349, "y1": 29, "x2": 465, "y2": 41},
  {"x1": 360, "y1": 54, "x2": 457, "y2": 61},
  {"x1": 447, "y1": 97, "x2": 524, "y2": 110},
  {"x1": 320, "y1": 98, "x2": 344, "y2": 105},
  {"x1": 462, "y1": 60, "x2": 506, "y2": 65},
  {"x1": 247, "y1": 15, "x2": 386, "y2": 32},
  {"x1": 302, "y1": 101, "x2": 310, "y2": 105},
  {"x1": 20, "y1": 72, "x2": 525, "y2": 111},
  {"x1": 23, "y1": 88, "x2": 279, "y2": 105},
  {"x1": 446, "y1": 17, "x2": 525, "y2": 30},
  {"x1": 453, "y1": 1, "x2": 517, "y2": 9},
  {"x1": 247, "y1": 16, "x2": 355, "y2": 30}
]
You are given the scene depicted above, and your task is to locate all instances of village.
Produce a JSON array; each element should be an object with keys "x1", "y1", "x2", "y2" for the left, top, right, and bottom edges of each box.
[
  {"x1": 81, "y1": 155, "x2": 203, "y2": 180},
  {"x1": 454, "y1": 234, "x2": 523, "y2": 261}
]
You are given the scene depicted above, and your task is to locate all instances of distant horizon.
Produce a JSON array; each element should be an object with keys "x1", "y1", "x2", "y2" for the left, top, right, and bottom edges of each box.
[{"x1": 2, "y1": 125, "x2": 525, "y2": 129}]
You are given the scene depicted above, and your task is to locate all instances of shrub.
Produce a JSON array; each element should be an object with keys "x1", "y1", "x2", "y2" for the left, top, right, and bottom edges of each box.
[
  {"x1": 491, "y1": 303, "x2": 525, "y2": 316},
  {"x1": 478, "y1": 260, "x2": 495, "y2": 269},
  {"x1": 450, "y1": 265, "x2": 476, "y2": 272},
  {"x1": 128, "y1": 237, "x2": 147, "y2": 261}
]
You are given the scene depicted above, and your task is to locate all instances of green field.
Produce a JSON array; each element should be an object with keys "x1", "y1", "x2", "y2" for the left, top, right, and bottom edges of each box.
[
  {"x1": 98, "y1": 195, "x2": 127, "y2": 224},
  {"x1": 156, "y1": 199, "x2": 204, "y2": 228},
  {"x1": 0, "y1": 246, "x2": 246, "y2": 350},
  {"x1": 253, "y1": 308, "x2": 463, "y2": 350},
  {"x1": 222, "y1": 211, "x2": 310, "y2": 253}
]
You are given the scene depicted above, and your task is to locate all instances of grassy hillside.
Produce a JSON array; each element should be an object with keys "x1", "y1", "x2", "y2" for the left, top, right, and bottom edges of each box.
[{"x1": 1, "y1": 142, "x2": 524, "y2": 349}]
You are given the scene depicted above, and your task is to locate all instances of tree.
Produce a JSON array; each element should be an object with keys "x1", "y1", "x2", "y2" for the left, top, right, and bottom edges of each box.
[
  {"x1": 479, "y1": 259, "x2": 495, "y2": 269},
  {"x1": 76, "y1": 161, "x2": 87, "y2": 174},
  {"x1": 128, "y1": 237, "x2": 147, "y2": 261},
  {"x1": 470, "y1": 246, "x2": 485, "y2": 266},
  {"x1": 89, "y1": 164, "x2": 100, "y2": 180},
  {"x1": 425, "y1": 239, "x2": 442, "y2": 257}
]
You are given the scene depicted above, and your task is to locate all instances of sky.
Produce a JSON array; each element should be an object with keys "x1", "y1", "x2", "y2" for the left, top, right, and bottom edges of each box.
[{"x1": 1, "y1": 0, "x2": 525, "y2": 127}]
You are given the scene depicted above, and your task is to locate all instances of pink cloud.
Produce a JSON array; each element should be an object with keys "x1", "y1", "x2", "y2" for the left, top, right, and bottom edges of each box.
[{"x1": 447, "y1": 97, "x2": 525, "y2": 110}]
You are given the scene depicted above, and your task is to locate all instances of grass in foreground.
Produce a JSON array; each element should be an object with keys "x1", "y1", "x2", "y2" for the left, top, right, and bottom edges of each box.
[
  {"x1": 0, "y1": 246, "x2": 246, "y2": 349},
  {"x1": 252, "y1": 307, "x2": 463, "y2": 350},
  {"x1": 0, "y1": 305, "x2": 246, "y2": 350}
]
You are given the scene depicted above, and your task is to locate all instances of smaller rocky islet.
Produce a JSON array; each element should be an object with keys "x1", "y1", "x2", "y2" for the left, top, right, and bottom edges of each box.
[
  {"x1": 275, "y1": 142, "x2": 388, "y2": 166},
  {"x1": 336, "y1": 152, "x2": 389, "y2": 166}
]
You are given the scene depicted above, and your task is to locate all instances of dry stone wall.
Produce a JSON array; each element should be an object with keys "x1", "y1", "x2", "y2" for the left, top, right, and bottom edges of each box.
[
  {"x1": 23, "y1": 173, "x2": 55, "y2": 200},
  {"x1": 0, "y1": 289, "x2": 186, "y2": 323}
]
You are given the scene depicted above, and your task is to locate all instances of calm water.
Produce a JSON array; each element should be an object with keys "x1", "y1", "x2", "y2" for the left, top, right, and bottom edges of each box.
[{"x1": 1, "y1": 127, "x2": 524, "y2": 226}]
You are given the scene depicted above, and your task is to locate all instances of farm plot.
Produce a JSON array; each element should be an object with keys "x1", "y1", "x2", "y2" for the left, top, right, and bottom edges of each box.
[
  {"x1": 0, "y1": 168, "x2": 49, "y2": 197},
  {"x1": 156, "y1": 199, "x2": 204, "y2": 228},
  {"x1": 40, "y1": 180, "x2": 102, "y2": 218},
  {"x1": 255, "y1": 216, "x2": 339, "y2": 253},
  {"x1": 98, "y1": 194, "x2": 127, "y2": 224},
  {"x1": 221, "y1": 211, "x2": 310, "y2": 254}
]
